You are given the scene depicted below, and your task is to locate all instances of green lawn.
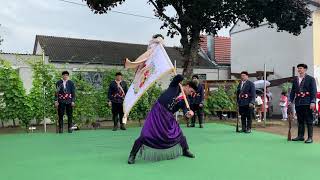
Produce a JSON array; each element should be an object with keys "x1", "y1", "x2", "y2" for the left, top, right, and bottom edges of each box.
[{"x1": 0, "y1": 123, "x2": 319, "y2": 180}]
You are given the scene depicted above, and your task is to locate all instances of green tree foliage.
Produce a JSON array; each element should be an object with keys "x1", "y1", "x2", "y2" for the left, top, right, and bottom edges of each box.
[
  {"x1": 84, "y1": 0, "x2": 312, "y2": 77},
  {"x1": 71, "y1": 68, "x2": 162, "y2": 126},
  {"x1": 0, "y1": 59, "x2": 31, "y2": 128},
  {"x1": 0, "y1": 59, "x2": 163, "y2": 128},
  {"x1": 129, "y1": 83, "x2": 162, "y2": 121},
  {"x1": 282, "y1": 82, "x2": 292, "y2": 93},
  {"x1": 28, "y1": 60, "x2": 59, "y2": 124},
  {"x1": 205, "y1": 83, "x2": 237, "y2": 115}
]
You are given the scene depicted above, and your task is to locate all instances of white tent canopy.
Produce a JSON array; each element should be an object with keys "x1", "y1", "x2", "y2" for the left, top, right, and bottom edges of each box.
[{"x1": 254, "y1": 80, "x2": 271, "y2": 89}]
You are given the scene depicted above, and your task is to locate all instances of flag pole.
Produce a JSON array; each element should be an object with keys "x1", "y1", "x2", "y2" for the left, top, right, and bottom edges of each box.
[
  {"x1": 42, "y1": 50, "x2": 47, "y2": 133},
  {"x1": 263, "y1": 64, "x2": 267, "y2": 127},
  {"x1": 174, "y1": 61, "x2": 179, "y2": 121},
  {"x1": 173, "y1": 61, "x2": 190, "y2": 110}
]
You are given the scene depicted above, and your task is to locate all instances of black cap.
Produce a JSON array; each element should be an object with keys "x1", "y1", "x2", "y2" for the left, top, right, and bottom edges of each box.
[
  {"x1": 115, "y1": 72, "x2": 122, "y2": 76},
  {"x1": 192, "y1": 75, "x2": 199, "y2": 79},
  {"x1": 62, "y1": 71, "x2": 69, "y2": 75},
  {"x1": 152, "y1": 34, "x2": 164, "y2": 39},
  {"x1": 187, "y1": 80, "x2": 198, "y2": 91},
  {"x1": 297, "y1": 64, "x2": 308, "y2": 69},
  {"x1": 240, "y1": 71, "x2": 249, "y2": 76}
]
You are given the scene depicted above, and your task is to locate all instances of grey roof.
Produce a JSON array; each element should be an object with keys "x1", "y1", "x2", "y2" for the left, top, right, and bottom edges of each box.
[{"x1": 33, "y1": 35, "x2": 216, "y2": 69}]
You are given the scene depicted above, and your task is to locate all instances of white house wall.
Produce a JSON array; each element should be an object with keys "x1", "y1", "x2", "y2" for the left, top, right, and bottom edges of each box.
[
  {"x1": 231, "y1": 14, "x2": 316, "y2": 115},
  {"x1": 0, "y1": 53, "x2": 43, "y2": 93},
  {"x1": 52, "y1": 62, "x2": 230, "y2": 89},
  {"x1": 231, "y1": 24, "x2": 314, "y2": 77}
]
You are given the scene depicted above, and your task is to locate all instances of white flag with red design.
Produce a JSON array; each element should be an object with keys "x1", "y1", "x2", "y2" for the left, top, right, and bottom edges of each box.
[{"x1": 122, "y1": 43, "x2": 175, "y2": 124}]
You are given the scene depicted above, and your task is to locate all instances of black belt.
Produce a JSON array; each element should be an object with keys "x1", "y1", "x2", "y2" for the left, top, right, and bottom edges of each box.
[
  {"x1": 59, "y1": 93, "x2": 72, "y2": 100},
  {"x1": 239, "y1": 93, "x2": 250, "y2": 99},
  {"x1": 296, "y1": 92, "x2": 310, "y2": 97}
]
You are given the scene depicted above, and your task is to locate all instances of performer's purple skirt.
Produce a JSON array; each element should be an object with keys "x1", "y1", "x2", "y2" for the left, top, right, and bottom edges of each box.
[{"x1": 138, "y1": 101, "x2": 184, "y2": 160}]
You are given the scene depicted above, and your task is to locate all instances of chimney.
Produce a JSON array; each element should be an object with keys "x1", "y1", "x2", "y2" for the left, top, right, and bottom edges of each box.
[
  {"x1": 199, "y1": 35, "x2": 215, "y2": 60},
  {"x1": 199, "y1": 35, "x2": 208, "y2": 53},
  {"x1": 213, "y1": 36, "x2": 231, "y2": 65}
]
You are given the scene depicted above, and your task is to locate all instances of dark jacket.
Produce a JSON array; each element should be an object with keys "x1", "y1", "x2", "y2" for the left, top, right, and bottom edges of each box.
[
  {"x1": 188, "y1": 84, "x2": 204, "y2": 105},
  {"x1": 289, "y1": 75, "x2": 317, "y2": 106},
  {"x1": 55, "y1": 80, "x2": 76, "y2": 104},
  {"x1": 158, "y1": 74, "x2": 188, "y2": 114},
  {"x1": 236, "y1": 80, "x2": 256, "y2": 107},
  {"x1": 108, "y1": 80, "x2": 128, "y2": 104}
]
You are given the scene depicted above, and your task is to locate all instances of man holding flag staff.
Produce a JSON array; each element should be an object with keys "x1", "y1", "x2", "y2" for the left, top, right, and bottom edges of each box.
[
  {"x1": 127, "y1": 74, "x2": 197, "y2": 164},
  {"x1": 122, "y1": 34, "x2": 197, "y2": 164}
]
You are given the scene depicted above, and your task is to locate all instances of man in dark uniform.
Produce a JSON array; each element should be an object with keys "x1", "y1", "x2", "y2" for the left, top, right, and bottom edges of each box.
[
  {"x1": 236, "y1": 71, "x2": 256, "y2": 133},
  {"x1": 188, "y1": 75, "x2": 205, "y2": 128},
  {"x1": 108, "y1": 72, "x2": 128, "y2": 131},
  {"x1": 128, "y1": 74, "x2": 197, "y2": 164},
  {"x1": 289, "y1": 64, "x2": 317, "y2": 143},
  {"x1": 54, "y1": 71, "x2": 76, "y2": 133}
]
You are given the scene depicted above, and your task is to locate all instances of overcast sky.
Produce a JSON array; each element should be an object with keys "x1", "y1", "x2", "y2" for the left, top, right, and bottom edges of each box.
[{"x1": 0, "y1": 0, "x2": 230, "y2": 53}]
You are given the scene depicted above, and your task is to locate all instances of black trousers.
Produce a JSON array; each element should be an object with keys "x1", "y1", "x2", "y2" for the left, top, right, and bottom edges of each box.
[
  {"x1": 112, "y1": 102, "x2": 124, "y2": 127},
  {"x1": 295, "y1": 105, "x2": 313, "y2": 138},
  {"x1": 58, "y1": 103, "x2": 73, "y2": 133},
  {"x1": 239, "y1": 105, "x2": 253, "y2": 130},
  {"x1": 130, "y1": 136, "x2": 189, "y2": 156},
  {"x1": 190, "y1": 104, "x2": 204, "y2": 125}
]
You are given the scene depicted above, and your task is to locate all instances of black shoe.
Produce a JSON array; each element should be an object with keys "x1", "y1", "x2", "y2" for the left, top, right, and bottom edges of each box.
[
  {"x1": 292, "y1": 137, "x2": 304, "y2": 141},
  {"x1": 112, "y1": 126, "x2": 118, "y2": 131},
  {"x1": 183, "y1": 149, "x2": 195, "y2": 158},
  {"x1": 305, "y1": 138, "x2": 313, "y2": 144},
  {"x1": 199, "y1": 124, "x2": 204, "y2": 128},
  {"x1": 190, "y1": 124, "x2": 195, "y2": 128},
  {"x1": 128, "y1": 154, "x2": 136, "y2": 164},
  {"x1": 240, "y1": 129, "x2": 246, "y2": 133},
  {"x1": 245, "y1": 129, "x2": 251, "y2": 133},
  {"x1": 120, "y1": 124, "x2": 126, "y2": 130}
]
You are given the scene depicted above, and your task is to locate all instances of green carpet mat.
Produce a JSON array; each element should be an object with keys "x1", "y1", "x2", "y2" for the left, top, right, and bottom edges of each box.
[{"x1": 0, "y1": 124, "x2": 319, "y2": 180}]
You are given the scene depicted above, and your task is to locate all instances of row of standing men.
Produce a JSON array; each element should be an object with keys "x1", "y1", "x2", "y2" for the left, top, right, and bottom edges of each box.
[
  {"x1": 54, "y1": 63, "x2": 317, "y2": 144},
  {"x1": 237, "y1": 63, "x2": 317, "y2": 143},
  {"x1": 53, "y1": 71, "x2": 205, "y2": 133}
]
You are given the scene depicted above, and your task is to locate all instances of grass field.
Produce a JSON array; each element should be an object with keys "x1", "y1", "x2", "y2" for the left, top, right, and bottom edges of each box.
[{"x1": 0, "y1": 123, "x2": 319, "y2": 180}]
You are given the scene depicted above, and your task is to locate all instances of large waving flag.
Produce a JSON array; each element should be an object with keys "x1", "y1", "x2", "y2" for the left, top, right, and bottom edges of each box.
[{"x1": 122, "y1": 42, "x2": 175, "y2": 124}]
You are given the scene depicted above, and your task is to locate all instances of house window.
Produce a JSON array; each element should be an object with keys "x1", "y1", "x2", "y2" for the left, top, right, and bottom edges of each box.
[
  {"x1": 79, "y1": 71, "x2": 103, "y2": 89},
  {"x1": 196, "y1": 74, "x2": 207, "y2": 80}
]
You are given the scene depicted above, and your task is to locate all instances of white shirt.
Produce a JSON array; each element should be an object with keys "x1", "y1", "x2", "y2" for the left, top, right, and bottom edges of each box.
[
  {"x1": 298, "y1": 76, "x2": 304, "y2": 85},
  {"x1": 241, "y1": 80, "x2": 247, "y2": 89},
  {"x1": 63, "y1": 80, "x2": 68, "y2": 89},
  {"x1": 255, "y1": 96, "x2": 263, "y2": 105}
]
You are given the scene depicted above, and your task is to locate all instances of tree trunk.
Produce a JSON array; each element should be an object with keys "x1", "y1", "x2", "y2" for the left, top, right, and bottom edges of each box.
[
  {"x1": 182, "y1": 39, "x2": 200, "y2": 78},
  {"x1": 12, "y1": 119, "x2": 16, "y2": 127},
  {"x1": 1, "y1": 121, "x2": 4, "y2": 128}
]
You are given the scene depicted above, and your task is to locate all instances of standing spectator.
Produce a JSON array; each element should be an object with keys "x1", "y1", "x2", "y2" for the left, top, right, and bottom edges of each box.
[
  {"x1": 255, "y1": 94, "x2": 263, "y2": 122},
  {"x1": 266, "y1": 87, "x2": 273, "y2": 101},
  {"x1": 54, "y1": 71, "x2": 76, "y2": 133},
  {"x1": 279, "y1": 92, "x2": 288, "y2": 121},
  {"x1": 188, "y1": 75, "x2": 205, "y2": 128},
  {"x1": 236, "y1": 71, "x2": 256, "y2": 133},
  {"x1": 108, "y1": 72, "x2": 128, "y2": 131},
  {"x1": 289, "y1": 64, "x2": 317, "y2": 143},
  {"x1": 261, "y1": 95, "x2": 269, "y2": 121},
  {"x1": 266, "y1": 87, "x2": 273, "y2": 117}
]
